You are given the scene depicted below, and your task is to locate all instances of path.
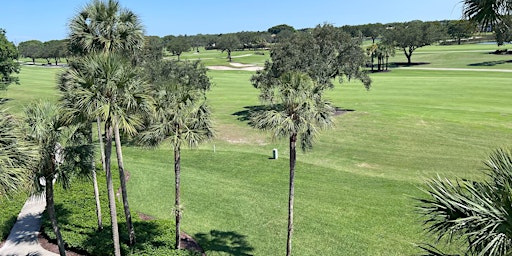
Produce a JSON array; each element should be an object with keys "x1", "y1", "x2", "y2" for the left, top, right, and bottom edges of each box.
[{"x1": 0, "y1": 193, "x2": 58, "y2": 256}]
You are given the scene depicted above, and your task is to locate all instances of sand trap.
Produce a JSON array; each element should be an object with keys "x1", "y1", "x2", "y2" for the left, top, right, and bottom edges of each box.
[{"x1": 208, "y1": 62, "x2": 263, "y2": 71}]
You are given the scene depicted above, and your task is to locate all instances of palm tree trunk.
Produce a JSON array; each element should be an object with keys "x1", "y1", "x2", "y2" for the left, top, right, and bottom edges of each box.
[
  {"x1": 87, "y1": 122, "x2": 102, "y2": 231},
  {"x1": 286, "y1": 134, "x2": 297, "y2": 256},
  {"x1": 97, "y1": 116, "x2": 106, "y2": 171},
  {"x1": 174, "y1": 143, "x2": 181, "y2": 249},
  {"x1": 46, "y1": 176, "x2": 66, "y2": 256},
  {"x1": 105, "y1": 121, "x2": 121, "y2": 256},
  {"x1": 114, "y1": 122, "x2": 135, "y2": 246}
]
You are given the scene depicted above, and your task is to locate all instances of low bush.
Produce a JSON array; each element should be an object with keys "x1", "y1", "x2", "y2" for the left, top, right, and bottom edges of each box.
[
  {"x1": 42, "y1": 168, "x2": 196, "y2": 256},
  {"x1": 0, "y1": 192, "x2": 28, "y2": 240}
]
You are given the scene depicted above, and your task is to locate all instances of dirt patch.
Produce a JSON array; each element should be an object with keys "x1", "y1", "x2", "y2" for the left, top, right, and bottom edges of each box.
[{"x1": 180, "y1": 232, "x2": 206, "y2": 256}]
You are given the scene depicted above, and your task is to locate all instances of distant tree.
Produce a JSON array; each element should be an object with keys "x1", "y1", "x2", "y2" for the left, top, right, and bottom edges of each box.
[
  {"x1": 251, "y1": 71, "x2": 334, "y2": 256},
  {"x1": 0, "y1": 29, "x2": 20, "y2": 90},
  {"x1": 495, "y1": 15, "x2": 512, "y2": 46},
  {"x1": 167, "y1": 36, "x2": 191, "y2": 61},
  {"x1": 216, "y1": 34, "x2": 241, "y2": 62},
  {"x1": 139, "y1": 59, "x2": 213, "y2": 249},
  {"x1": 18, "y1": 40, "x2": 44, "y2": 64},
  {"x1": 189, "y1": 34, "x2": 206, "y2": 52},
  {"x1": 252, "y1": 23, "x2": 371, "y2": 90},
  {"x1": 361, "y1": 23, "x2": 385, "y2": 43},
  {"x1": 24, "y1": 101, "x2": 93, "y2": 256},
  {"x1": 447, "y1": 20, "x2": 477, "y2": 44},
  {"x1": 375, "y1": 42, "x2": 395, "y2": 71},
  {"x1": 384, "y1": 20, "x2": 443, "y2": 65},
  {"x1": 43, "y1": 40, "x2": 68, "y2": 65},
  {"x1": 138, "y1": 36, "x2": 164, "y2": 62},
  {"x1": 268, "y1": 24, "x2": 296, "y2": 35}
]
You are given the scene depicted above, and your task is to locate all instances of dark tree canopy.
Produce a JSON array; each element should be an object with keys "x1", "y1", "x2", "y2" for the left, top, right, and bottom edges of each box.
[
  {"x1": 268, "y1": 24, "x2": 296, "y2": 35},
  {"x1": 166, "y1": 36, "x2": 191, "y2": 61},
  {"x1": 138, "y1": 35, "x2": 164, "y2": 62},
  {"x1": 0, "y1": 29, "x2": 20, "y2": 90},
  {"x1": 216, "y1": 34, "x2": 241, "y2": 62},
  {"x1": 383, "y1": 20, "x2": 443, "y2": 64},
  {"x1": 252, "y1": 24, "x2": 371, "y2": 96},
  {"x1": 42, "y1": 40, "x2": 68, "y2": 65},
  {"x1": 18, "y1": 40, "x2": 44, "y2": 64},
  {"x1": 447, "y1": 20, "x2": 477, "y2": 45}
]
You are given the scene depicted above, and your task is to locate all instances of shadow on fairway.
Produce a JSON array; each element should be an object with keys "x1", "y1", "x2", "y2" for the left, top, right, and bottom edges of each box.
[
  {"x1": 233, "y1": 105, "x2": 267, "y2": 122},
  {"x1": 194, "y1": 230, "x2": 254, "y2": 256},
  {"x1": 468, "y1": 60, "x2": 512, "y2": 67}
]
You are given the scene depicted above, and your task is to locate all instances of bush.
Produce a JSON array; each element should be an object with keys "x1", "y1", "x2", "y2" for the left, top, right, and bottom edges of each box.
[
  {"x1": 0, "y1": 192, "x2": 28, "y2": 240},
  {"x1": 42, "y1": 168, "x2": 196, "y2": 255}
]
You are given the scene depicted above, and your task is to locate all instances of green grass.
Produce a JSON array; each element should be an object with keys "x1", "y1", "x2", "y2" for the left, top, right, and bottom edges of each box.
[{"x1": 2, "y1": 43, "x2": 512, "y2": 255}]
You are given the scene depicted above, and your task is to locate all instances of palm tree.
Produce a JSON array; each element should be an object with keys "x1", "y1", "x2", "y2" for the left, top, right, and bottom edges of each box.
[
  {"x1": 68, "y1": 0, "x2": 145, "y2": 56},
  {"x1": 24, "y1": 101, "x2": 93, "y2": 256},
  {"x1": 139, "y1": 60, "x2": 213, "y2": 249},
  {"x1": 251, "y1": 72, "x2": 334, "y2": 256},
  {"x1": 65, "y1": 53, "x2": 151, "y2": 254},
  {"x1": 462, "y1": 0, "x2": 512, "y2": 27},
  {"x1": 67, "y1": 0, "x2": 146, "y2": 245},
  {"x1": 0, "y1": 110, "x2": 32, "y2": 197},
  {"x1": 418, "y1": 148, "x2": 512, "y2": 256}
]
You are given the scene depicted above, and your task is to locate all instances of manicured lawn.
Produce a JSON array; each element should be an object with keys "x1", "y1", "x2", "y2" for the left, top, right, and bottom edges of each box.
[{"x1": 2, "y1": 43, "x2": 512, "y2": 255}]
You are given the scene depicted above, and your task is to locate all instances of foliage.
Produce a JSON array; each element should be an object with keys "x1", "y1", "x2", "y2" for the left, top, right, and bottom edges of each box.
[
  {"x1": 0, "y1": 191, "x2": 27, "y2": 239},
  {"x1": 495, "y1": 15, "x2": 512, "y2": 46},
  {"x1": 447, "y1": 20, "x2": 478, "y2": 45},
  {"x1": 18, "y1": 40, "x2": 44, "y2": 64},
  {"x1": 42, "y1": 40, "x2": 68, "y2": 65},
  {"x1": 0, "y1": 29, "x2": 20, "y2": 90},
  {"x1": 137, "y1": 36, "x2": 164, "y2": 63},
  {"x1": 0, "y1": 110, "x2": 33, "y2": 197},
  {"x1": 252, "y1": 23, "x2": 371, "y2": 94},
  {"x1": 42, "y1": 170, "x2": 196, "y2": 256},
  {"x1": 462, "y1": 0, "x2": 512, "y2": 27},
  {"x1": 68, "y1": 0, "x2": 144, "y2": 56},
  {"x1": 418, "y1": 148, "x2": 512, "y2": 256},
  {"x1": 384, "y1": 20, "x2": 444, "y2": 64},
  {"x1": 166, "y1": 36, "x2": 191, "y2": 61},
  {"x1": 216, "y1": 34, "x2": 242, "y2": 62},
  {"x1": 268, "y1": 24, "x2": 296, "y2": 35}
]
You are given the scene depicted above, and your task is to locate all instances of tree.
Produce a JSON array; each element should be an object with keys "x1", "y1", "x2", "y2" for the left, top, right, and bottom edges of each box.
[
  {"x1": 24, "y1": 101, "x2": 93, "y2": 256},
  {"x1": 139, "y1": 59, "x2": 213, "y2": 249},
  {"x1": 0, "y1": 110, "x2": 33, "y2": 197},
  {"x1": 447, "y1": 20, "x2": 477, "y2": 45},
  {"x1": 68, "y1": 0, "x2": 145, "y2": 248},
  {"x1": 361, "y1": 23, "x2": 385, "y2": 43},
  {"x1": 268, "y1": 24, "x2": 296, "y2": 35},
  {"x1": 68, "y1": 0, "x2": 144, "y2": 56},
  {"x1": 384, "y1": 20, "x2": 443, "y2": 65},
  {"x1": 251, "y1": 72, "x2": 334, "y2": 256},
  {"x1": 0, "y1": 29, "x2": 20, "y2": 90},
  {"x1": 252, "y1": 24, "x2": 371, "y2": 91},
  {"x1": 166, "y1": 36, "x2": 191, "y2": 61},
  {"x1": 42, "y1": 40, "x2": 68, "y2": 65},
  {"x1": 418, "y1": 148, "x2": 512, "y2": 256},
  {"x1": 495, "y1": 15, "x2": 512, "y2": 45},
  {"x1": 216, "y1": 34, "x2": 241, "y2": 62},
  {"x1": 462, "y1": 0, "x2": 512, "y2": 28},
  {"x1": 138, "y1": 35, "x2": 164, "y2": 62},
  {"x1": 18, "y1": 40, "x2": 44, "y2": 64},
  {"x1": 60, "y1": 53, "x2": 152, "y2": 255}
]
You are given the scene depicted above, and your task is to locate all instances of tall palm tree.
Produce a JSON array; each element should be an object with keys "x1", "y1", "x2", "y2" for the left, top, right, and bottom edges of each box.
[
  {"x1": 68, "y1": 0, "x2": 146, "y2": 245},
  {"x1": 139, "y1": 60, "x2": 213, "y2": 249},
  {"x1": 64, "y1": 53, "x2": 152, "y2": 254},
  {"x1": 462, "y1": 0, "x2": 512, "y2": 27},
  {"x1": 0, "y1": 110, "x2": 32, "y2": 197},
  {"x1": 24, "y1": 101, "x2": 93, "y2": 256},
  {"x1": 418, "y1": 148, "x2": 512, "y2": 256},
  {"x1": 251, "y1": 72, "x2": 334, "y2": 256}
]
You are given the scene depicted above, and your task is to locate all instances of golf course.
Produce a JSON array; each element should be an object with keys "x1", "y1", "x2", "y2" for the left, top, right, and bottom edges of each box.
[{"x1": 1, "y1": 42, "x2": 511, "y2": 255}]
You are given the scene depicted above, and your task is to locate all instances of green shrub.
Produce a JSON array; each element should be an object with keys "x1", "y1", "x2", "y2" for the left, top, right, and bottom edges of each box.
[
  {"x1": 42, "y1": 168, "x2": 196, "y2": 256},
  {"x1": 0, "y1": 192, "x2": 28, "y2": 240}
]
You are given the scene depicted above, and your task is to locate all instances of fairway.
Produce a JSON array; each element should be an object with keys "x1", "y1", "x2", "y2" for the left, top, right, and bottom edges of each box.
[{"x1": 2, "y1": 44, "x2": 512, "y2": 255}]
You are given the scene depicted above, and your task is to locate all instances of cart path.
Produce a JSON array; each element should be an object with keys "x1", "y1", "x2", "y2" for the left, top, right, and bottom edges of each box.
[{"x1": 0, "y1": 193, "x2": 58, "y2": 256}]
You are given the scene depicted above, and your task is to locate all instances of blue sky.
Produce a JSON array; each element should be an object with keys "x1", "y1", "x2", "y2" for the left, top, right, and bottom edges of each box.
[{"x1": 1, "y1": 0, "x2": 464, "y2": 43}]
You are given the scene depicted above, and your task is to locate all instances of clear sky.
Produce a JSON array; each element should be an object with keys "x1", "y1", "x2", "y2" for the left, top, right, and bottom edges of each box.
[{"x1": 1, "y1": 0, "x2": 464, "y2": 43}]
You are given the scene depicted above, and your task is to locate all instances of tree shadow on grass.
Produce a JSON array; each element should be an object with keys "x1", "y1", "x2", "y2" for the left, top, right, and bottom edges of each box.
[
  {"x1": 194, "y1": 230, "x2": 254, "y2": 256},
  {"x1": 232, "y1": 105, "x2": 268, "y2": 122},
  {"x1": 468, "y1": 60, "x2": 512, "y2": 67}
]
